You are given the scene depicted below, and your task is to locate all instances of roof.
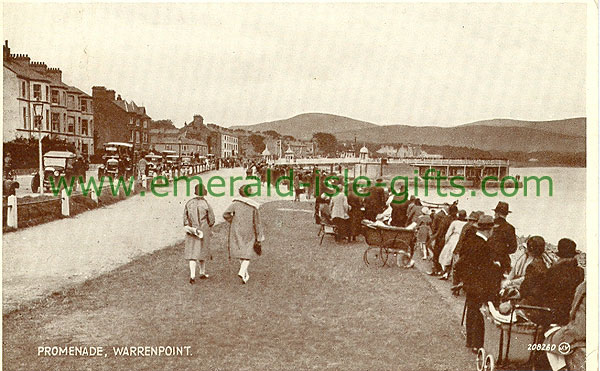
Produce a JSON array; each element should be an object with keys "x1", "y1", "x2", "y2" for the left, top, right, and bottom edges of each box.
[
  {"x1": 359, "y1": 146, "x2": 369, "y2": 153},
  {"x1": 261, "y1": 148, "x2": 271, "y2": 156},
  {"x1": 67, "y1": 85, "x2": 92, "y2": 98},
  {"x1": 44, "y1": 151, "x2": 76, "y2": 158},
  {"x1": 4, "y1": 59, "x2": 50, "y2": 82},
  {"x1": 113, "y1": 99, "x2": 151, "y2": 118}
]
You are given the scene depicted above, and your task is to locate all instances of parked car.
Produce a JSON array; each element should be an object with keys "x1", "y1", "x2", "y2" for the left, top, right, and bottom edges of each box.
[{"x1": 31, "y1": 151, "x2": 81, "y2": 193}]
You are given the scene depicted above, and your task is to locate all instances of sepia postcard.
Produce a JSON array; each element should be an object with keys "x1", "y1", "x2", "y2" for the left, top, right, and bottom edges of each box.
[{"x1": 2, "y1": 2, "x2": 598, "y2": 370}]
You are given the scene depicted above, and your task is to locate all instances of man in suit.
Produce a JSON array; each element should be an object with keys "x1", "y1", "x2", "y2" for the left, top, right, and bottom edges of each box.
[
  {"x1": 488, "y1": 201, "x2": 518, "y2": 274},
  {"x1": 364, "y1": 178, "x2": 386, "y2": 221},
  {"x1": 453, "y1": 214, "x2": 503, "y2": 352}
]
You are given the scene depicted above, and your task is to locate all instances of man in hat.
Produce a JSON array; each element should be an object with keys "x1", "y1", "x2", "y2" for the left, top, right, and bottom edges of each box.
[
  {"x1": 488, "y1": 201, "x2": 517, "y2": 274},
  {"x1": 526, "y1": 238, "x2": 584, "y2": 326},
  {"x1": 453, "y1": 214, "x2": 503, "y2": 351},
  {"x1": 452, "y1": 210, "x2": 483, "y2": 285}
]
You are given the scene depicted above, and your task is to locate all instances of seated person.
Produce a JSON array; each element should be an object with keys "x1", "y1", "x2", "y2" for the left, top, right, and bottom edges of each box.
[
  {"x1": 544, "y1": 280, "x2": 585, "y2": 371},
  {"x1": 521, "y1": 238, "x2": 584, "y2": 326},
  {"x1": 502, "y1": 236, "x2": 547, "y2": 291}
]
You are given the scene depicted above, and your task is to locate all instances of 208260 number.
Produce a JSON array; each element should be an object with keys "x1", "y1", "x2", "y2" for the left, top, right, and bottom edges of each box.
[{"x1": 527, "y1": 343, "x2": 556, "y2": 352}]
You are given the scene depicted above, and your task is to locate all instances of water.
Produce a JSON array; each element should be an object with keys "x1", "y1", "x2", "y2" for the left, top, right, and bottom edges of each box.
[
  {"x1": 410, "y1": 167, "x2": 586, "y2": 252},
  {"x1": 336, "y1": 165, "x2": 586, "y2": 251}
]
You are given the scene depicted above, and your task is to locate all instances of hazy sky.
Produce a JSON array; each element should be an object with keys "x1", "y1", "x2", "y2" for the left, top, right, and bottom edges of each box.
[{"x1": 3, "y1": 3, "x2": 587, "y2": 127}]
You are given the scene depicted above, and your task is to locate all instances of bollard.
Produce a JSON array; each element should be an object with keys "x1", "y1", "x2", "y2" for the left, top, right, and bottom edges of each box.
[
  {"x1": 7, "y1": 195, "x2": 18, "y2": 229},
  {"x1": 91, "y1": 188, "x2": 99, "y2": 204},
  {"x1": 61, "y1": 189, "x2": 70, "y2": 217}
]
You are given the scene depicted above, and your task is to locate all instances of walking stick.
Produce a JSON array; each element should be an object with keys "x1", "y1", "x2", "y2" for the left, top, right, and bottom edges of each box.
[{"x1": 461, "y1": 297, "x2": 467, "y2": 326}]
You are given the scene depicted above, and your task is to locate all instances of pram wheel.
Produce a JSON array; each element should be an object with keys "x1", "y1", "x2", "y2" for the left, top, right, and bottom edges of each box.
[
  {"x1": 483, "y1": 354, "x2": 495, "y2": 371},
  {"x1": 363, "y1": 247, "x2": 386, "y2": 267},
  {"x1": 476, "y1": 348, "x2": 485, "y2": 371}
]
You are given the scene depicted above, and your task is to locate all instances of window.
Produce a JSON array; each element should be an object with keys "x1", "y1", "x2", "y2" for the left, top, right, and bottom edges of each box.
[
  {"x1": 51, "y1": 90, "x2": 59, "y2": 104},
  {"x1": 21, "y1": 81, "x2": 26, "y2": 97},
  {"x1": 46, "y1": 109, "x2": 49, "y2": 130},
  {"x1": 63, "y1": 92, "x2": 66, "y2": 105},
  {"x1": 23, "y1": 107, "x2": 27, "y2": 128},
  {"x1": 130, "y1": 130, "x2": 134, "y2": 142},
  {"x1": 78, "y1": 117, "x2": 81, "y2": 134},
  {"x1": 67, "y1": 116, "x2": 75, "y2": 133},
  {"x1": 51, "y1": 113, "x2": 60, "y2": 132},
  {"x1": 46, "y1": 86, "x2": 49, "y2": 101},
  {"x1": 68, "y1": 95, "x2": 75, "y2": 109},
  {"x1": 136, "y1": 119, "x2": 140, "y2": 127},
  {"x1": 81, "y1": 119, "x2": 88, "y2": 135},
  {"x1": 136, "y1": 131, "x2": 140, "y2": 144},
  {"x1": 33, "y1": 84, "x2": 42, "y2": 100},
  {"x1": 143, "y1": 120, "x2": 147, "y2": 128},
  {"x1": 143, "y1": 133, "x2": 148, "y2": 143}
]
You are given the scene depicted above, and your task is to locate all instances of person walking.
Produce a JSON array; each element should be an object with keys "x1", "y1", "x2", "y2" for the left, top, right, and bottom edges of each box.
[
  {"x1": 453, "y1": 214, "x2": 503, "y2": 352},
  {"x1": 183, "y1": 184, "x2": 215, "y2": 284},
  {"x1": 439, "y1": 209, "x2": 468, "y2": 279},
  {"x1": 223, "y1": 185, "x2": 265, "y2": 284}
]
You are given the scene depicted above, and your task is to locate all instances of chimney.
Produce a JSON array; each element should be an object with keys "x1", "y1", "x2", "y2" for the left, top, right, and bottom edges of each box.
[
  {"x1": 193, "y1": 115, "x2": 204, "y2": 126},
  {"x1": 117, "y1": 94, "x2": 122, "y2": 101},
  {"x1": 29, "y1": 61, "x2": 48, "y2": 74},
  {"x1": 92, "y1": 86, "x2": 115, "y2": 101},
  {"x1": 3, "y1": 40, "x2": 9, "y2": 59},
  {"x1": 47, "y1": 67, "x2": 62, "y2": 83}
]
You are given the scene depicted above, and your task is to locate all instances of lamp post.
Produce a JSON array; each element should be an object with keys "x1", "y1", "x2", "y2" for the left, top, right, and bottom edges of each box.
[{"x1": 33, "y1": 99, "x2": 44, "y2": 195}]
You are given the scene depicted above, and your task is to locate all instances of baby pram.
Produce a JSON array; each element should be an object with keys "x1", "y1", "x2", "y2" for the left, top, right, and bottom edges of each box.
[
  {"x1": 477, "y1": 303, "x2": 552, "y2": 371},
  {"x1": 361, "y1": 220, "x2": 414, "y2": 267}
]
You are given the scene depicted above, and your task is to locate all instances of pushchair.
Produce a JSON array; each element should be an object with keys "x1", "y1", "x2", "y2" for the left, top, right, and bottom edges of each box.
[{"x1": 476, "y1": 303, "x2": 552, "y2": 371}]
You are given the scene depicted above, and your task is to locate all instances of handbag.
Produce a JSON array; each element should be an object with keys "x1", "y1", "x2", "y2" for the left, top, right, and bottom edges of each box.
[{"x1": 253, "y1": 240, "x2": 262, "y2": 256}]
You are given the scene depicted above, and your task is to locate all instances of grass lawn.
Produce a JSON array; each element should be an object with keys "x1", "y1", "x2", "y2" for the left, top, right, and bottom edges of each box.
[{"x1": 3, "y1": 200, "x2": 474, "y2": 370}]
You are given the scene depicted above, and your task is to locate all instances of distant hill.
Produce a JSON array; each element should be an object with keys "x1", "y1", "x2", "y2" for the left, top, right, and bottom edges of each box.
[
  {"x1": 459, "y1": 118, "x2": 586, "y2": 138},
  {"x1": 231, "y1": 113, "x2": 377, "y2": 139},
  {"x1": 233, "y1": 113, "x2": 585, "y2": 153},
  {"x1": 334, "y1": 125, "x2": 584, "y2": 153}
]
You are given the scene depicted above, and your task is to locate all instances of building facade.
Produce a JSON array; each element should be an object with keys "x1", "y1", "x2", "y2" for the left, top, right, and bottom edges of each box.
[
  {"x1": 149, "y1": 130, "x2": 208, "y2": 157},
  {"x1": 3, "y1": 41, "x2": 95, "y2": 156},
  {"x1": 92, "y1": 86, "x2": 151, "y2": 153}
]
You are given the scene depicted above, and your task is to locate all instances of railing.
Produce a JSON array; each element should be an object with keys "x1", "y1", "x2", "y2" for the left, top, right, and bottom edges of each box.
[{"x1": 409, "y1": 158, "x2": 510, "y2": 167}]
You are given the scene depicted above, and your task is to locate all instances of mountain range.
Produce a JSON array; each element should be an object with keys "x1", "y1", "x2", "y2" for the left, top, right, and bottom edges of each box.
[{"x1": 232, "y1": 113, "x2": 586, "y2": 153}]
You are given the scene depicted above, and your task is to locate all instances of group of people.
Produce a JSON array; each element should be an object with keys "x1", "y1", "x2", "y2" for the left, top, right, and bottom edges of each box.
[{"x1": 183, "y1": 182, "x2": 264, "y2": 285}]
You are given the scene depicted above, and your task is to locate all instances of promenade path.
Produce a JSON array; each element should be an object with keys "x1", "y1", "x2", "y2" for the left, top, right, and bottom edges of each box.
[{"x1": 3, "y1": 167, "x2": 289, "y2": 313}]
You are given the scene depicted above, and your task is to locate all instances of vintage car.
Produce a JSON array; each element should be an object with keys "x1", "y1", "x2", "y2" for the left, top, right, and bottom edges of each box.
[
  {"x1": 98, "y1": 142, "x2": 134, "y2": 179},
  {"x1": 31, "y1": 151, "x2": 82, "y2": 193}
]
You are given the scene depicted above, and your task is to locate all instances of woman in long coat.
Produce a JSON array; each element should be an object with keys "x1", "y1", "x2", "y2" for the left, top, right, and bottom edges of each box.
[
  {"x1": 223, "y1": 185, "x2": 265, "y2": 284},
  {"x1": 439, "y1": 209, "x2": 468, "y2": 279},
  {"x1": 184, "y1": 184, "x2": 215, "y2": 284}
]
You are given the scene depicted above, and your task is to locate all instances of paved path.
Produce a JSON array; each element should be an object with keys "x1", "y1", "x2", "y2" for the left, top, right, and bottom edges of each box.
[{"x1": 3, "y1": 167, "x2": 291, "y2": 312}]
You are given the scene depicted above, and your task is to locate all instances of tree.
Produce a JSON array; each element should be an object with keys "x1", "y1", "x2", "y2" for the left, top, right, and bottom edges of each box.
[
  {"x1": 263, "y1": 130, "x2": 281, "y2": 138},
  {"x1": 150, "y1": 119, "x2": 176, "y2": 130},
  {"x1": 312, "y1": 132, "x2": 338, "y2": 156},
  {"x1": 249, "y1": 134, "x2": 266, "y2": 153}
]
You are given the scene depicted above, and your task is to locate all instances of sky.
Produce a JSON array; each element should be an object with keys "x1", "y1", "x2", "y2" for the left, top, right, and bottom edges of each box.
[{"x1": 3, "y1": 2, "x2": 588, "y2": 128}]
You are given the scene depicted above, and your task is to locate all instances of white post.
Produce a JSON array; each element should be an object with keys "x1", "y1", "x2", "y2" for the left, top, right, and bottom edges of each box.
[
  {"x1": 142, "y1": 175, "x2": 148, "y2": 189},
  {"x1": 90, "y1": 188, "x2": 99, "y2": 204},
  {"x1": 7, "y1": 195, "x2": 18, "y2": 229},
  {"x1": 131, "y1": 176, "x2": 136, "y2": 193},
  {"x1": 61, "y1": 189, "x2": 70, "y2": 217}
]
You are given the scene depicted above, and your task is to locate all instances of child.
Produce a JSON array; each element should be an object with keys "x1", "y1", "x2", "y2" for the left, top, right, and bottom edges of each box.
[{"x1": 416, "y1": 207, "x2": 433, "y2": 260}]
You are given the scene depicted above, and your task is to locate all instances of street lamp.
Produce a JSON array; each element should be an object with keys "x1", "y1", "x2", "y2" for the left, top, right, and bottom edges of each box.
[{"x1": 33, "y1": 99, "x2": 44, "y2": 194}]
